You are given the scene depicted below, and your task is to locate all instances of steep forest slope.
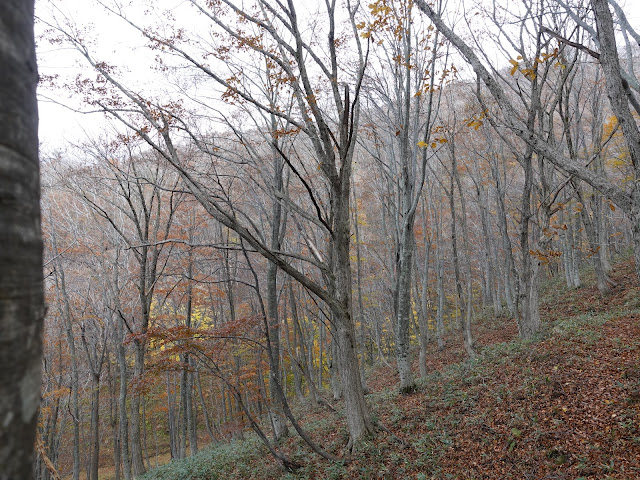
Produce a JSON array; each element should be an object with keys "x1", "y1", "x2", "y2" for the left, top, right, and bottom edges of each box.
[{"x1": 136, "y1": 256, "x2": 640, "y2": 480}]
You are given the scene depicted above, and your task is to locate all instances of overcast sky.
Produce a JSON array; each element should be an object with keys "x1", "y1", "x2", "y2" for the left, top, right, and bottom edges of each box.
[{"x1": 35, "y1": 0, "x2": 640, "y2": 154}]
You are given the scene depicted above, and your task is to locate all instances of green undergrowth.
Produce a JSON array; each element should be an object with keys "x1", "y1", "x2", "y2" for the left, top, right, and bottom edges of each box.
[{"x1": 138, "y1": 436, "x2": 264, "y2": 480}]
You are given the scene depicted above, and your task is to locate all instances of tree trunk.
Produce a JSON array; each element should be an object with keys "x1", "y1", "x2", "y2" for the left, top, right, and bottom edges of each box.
[
  {"x1": 328, "y1": 323, "x2": 342, "y2": 401},
  {"x1": 188, "y1": 358, "x2": 198, "y2": 456},
  {"x1": 116, "y1": 316, "x2": 132, "y2": 480},
  {"x1": 416, "y1": 208, "x2": 431, "y2": 378},
  {"x1": 284, "y1": 310, "x2": 305, "y2": 404},
  {"x1": 568, "y1": 203, "x2": 582, "y2": 288},
  {"x1": 352, "y1": 178, "x2": 369, "y2": 390},
  {"x1": 195, "y1": 367, "x2": 217, "y2": 443},
  {"x1": 179, "y1": 365, "x2": 187, "y2": 459},
  {"x1": 475, "y1": 178, "x2": 499, "y2": 316},
  {"x1": 492, "y1": 160, "x2": 517, "y2": 315},
  {"x1": 0, "y1": 3, "x2": 43, "y2": 478},
  {"x1": 632, "y1": 206, "x2": 640, "y2": 283},
  {"x1": 395, "y1": 232, "x2": 416, "y2": 391},
  {"x1": 448, "y1": 164, "x2": 475, "y2": 358},
  {"x1": 130, "y1": 342, "x2": 147, "y2": 476},
  {"x1": 289, "y1": 284, "x2": 319, "y2": 406},
  {"x1": 577, "y1": 187, "x2": 614, "y2": 295},
  {"x1": 50, "y1": 226, "x2": 80, "y2": 480},
  {"x1": 88, "y1": 374, "x2": 100, "y2": 480},
  {"x1": 434, "y1": 204, "x2": 445, "y2": 350},
  {"x1": 266, "y1": 134, "x2": 289, "y2": 442},
  {"x1": 517, "y1": 140, "x2": 542, "y2": 340},
  {"x1": 106, "y1": 353, "x2": 121, "y2": 480},
  {"x1": 329, "y1": 178, "x2": 375, "y2": 448}
]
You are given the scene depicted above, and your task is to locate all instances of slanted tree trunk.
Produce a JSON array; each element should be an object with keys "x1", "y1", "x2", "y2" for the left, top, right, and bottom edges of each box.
[
  {"x1": 591, "y1": 0, "x2": 640, "y2": 283},
  {"x1": 57, "y1": 0, "x2": 375, "y2": 448},
  {"x1": 415, "y1": 0, "x2": 640, "y2": 286}
]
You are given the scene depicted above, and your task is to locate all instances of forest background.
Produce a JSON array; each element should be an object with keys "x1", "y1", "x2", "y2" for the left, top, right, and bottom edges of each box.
[{"x1": 29, "y1": 0, "x2": 640, "y2": 478}]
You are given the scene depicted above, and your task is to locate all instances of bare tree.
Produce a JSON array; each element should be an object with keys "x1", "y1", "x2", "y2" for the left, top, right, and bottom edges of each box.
[
  {"x1": 415, "y1": 0, "x2": 640, "y2": 285},
  {"x1": 67, "y1": 144, "x2": 181, "y2": 475},
  {"x1": 360, "y1": 0, "x2": 446, "y2": 391},
  {"x1": 46, "y1": 0, "x2": 376, "y2": 447}
]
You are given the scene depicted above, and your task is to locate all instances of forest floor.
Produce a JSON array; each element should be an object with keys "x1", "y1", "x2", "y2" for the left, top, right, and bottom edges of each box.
[{"x1": 138, "y1": 256, "x2": 640, "y2": 480}]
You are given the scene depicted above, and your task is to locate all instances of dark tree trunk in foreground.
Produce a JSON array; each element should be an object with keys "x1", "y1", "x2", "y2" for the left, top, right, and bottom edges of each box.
[{"x1": 0, "y1": 1, "x2": 43, "y2": 479}]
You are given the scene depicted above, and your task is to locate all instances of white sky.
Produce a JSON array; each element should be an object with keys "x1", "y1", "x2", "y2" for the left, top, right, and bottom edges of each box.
[
  {"x1": 36, "y1": 0, "x2": 188, "y2": 153},
  {"x1": 35, "y1": 0, "x2": 640, "y2": 153}
]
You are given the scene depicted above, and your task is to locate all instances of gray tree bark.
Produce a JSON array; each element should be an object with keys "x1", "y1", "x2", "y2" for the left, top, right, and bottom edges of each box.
[
  {"x1": 591, "y1": 0, "x2": 640, "y2": 281},
  {"x1": 416, "y1": 197, "x2": 433, "y2": 377},
  {"x1": 491, "y1": 159, "x2": 517, "y2": 315},
  {"x1": 288, "y1": 283, "x2": 321, "y2": 406},
  {"x1": 115, "y1": 312, "x2": 132, "y2": 480},
  {"x1": 434, "y1": 203, "x2": 445, "y2": 351},
  {"x1": 360, "y1": 1, "x2": 444, "y2": 392},
  {"x1": 0, "y1": 1, "x2": 43, "y2": 478},
  {"x1": 80, "y1": 323, "x2": 107, "y2": 480},
  {"x1": 47, "y1": 216, "x2": 80, "y2": 480},
  {"x1": 352, "y1": 177, "x2": 369, "y2": 390},
  {"x1": 266, "y1": 131, "x2": 289, "y2": 442},
  {"x1": 447, "y1": 149, "x2": 476, "y2": 358}
]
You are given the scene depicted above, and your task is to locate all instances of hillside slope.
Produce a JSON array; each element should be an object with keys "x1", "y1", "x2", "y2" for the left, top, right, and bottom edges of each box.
[{"x1": 141, "y1": 258, "x2": 640, "y2": 480}]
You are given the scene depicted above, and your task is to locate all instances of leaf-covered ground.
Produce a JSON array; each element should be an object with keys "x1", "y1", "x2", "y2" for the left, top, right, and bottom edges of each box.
[{"x1": 140, "y1": 257, "x2": 640, "y2": 480}]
